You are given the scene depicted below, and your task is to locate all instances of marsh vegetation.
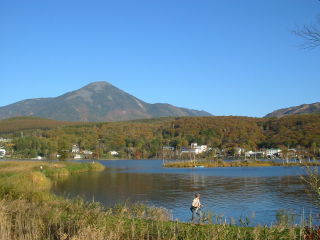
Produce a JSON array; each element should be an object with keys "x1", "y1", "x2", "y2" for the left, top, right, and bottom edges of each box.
[
  {"x1": 164, "y1": 159, "x2": 320, "y2": 168},
  {"x1": 0, "y1": 160, "x2": 318, "y2": 239}
]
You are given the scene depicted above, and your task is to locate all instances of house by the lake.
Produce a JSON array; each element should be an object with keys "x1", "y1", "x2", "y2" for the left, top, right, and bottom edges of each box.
[
  {"x1": 181, "y1": 143, "x2": 208, "y2": 154},
  {"x1": 0, "y1": 148, "x2": 6, "y2": 158},
  {"x1": 109, "y1": 151, "x2": 119, "y2": 156},
  {"x1": 71, "y1": 145, "x2": 80, "y2": 153}
]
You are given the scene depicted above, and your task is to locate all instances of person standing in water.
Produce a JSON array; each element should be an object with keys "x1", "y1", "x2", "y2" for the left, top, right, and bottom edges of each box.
[{"x1": 190, "y1": 193, "x2": 203, "y2": 223}]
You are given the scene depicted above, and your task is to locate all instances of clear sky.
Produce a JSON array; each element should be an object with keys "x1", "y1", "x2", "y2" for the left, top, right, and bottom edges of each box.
[{"x1": 1, "y1": 0, "x2": 319, "y2": 117}]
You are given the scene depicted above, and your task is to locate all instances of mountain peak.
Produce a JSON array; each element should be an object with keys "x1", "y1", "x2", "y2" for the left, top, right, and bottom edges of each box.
[
  {"x1": 83, "y1": 81, "x2": 112, "y2": 90},
  {"x1": 265, "y1": 102, "x2": 320, "y2": 118},
  {"x1": 0, "y1": 82, "x2": 212, "y2": 122}
]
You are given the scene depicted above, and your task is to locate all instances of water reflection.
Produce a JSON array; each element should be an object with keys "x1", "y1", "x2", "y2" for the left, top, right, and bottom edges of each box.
[{"x1": 52, "y1": 160, "x2": 320, "y2": 226}]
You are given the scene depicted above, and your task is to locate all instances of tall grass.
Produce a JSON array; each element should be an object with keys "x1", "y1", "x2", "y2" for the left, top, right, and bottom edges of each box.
[
  {"x1": 0, "y1": 161, "x2": 311, "y2": 240},
  {"x1": 0, "y1": 197, "x2": 306, "y2": 240}
]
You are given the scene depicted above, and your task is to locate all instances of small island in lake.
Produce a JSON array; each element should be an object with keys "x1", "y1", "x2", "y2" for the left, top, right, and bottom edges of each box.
[{"x1": 163, "y1": 159, "x2": 320, "y2": 168}]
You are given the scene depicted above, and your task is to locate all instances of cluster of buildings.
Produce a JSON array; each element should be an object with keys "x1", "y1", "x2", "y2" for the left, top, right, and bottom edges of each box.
[
  {"x1": 217, "y1": 147, "x2": 297, "y2": 159},
  {"x1": 0, "y1": 138, "x2": 11, "y2": 143},
  {"x1": 70, "y1": 144, "x2": 118, "y2": 159},
  {"x1": 163, "y1": 142, "x2": 300, "y2": 159},
  {"x1": 242, "y1": 148, "x2": 282, "y2": 158},
  {"x1": 70, "y1": 144, "x2": 93, "y2": 159},
  {"x1": 181, "y1": 143, "x2": 208, "y2": 155},
  {"x1": 239, "y1": 148, "x2": 298, "y2": 158},
  {"x1": 163, "y1": 143, "x2": 208, "y2": 155},
  {"x1": 0, "y1": 139, "x2": 120, "y2": 159},
  {"x1": 0, "y1": 135, "x2": 311, "y2": 160},
  {"x1": 0, "y1": 138, "x2": 11, "y2": 158},
  {"x1": 0, "y1": 148, "x2": 6, "y2": 158}
]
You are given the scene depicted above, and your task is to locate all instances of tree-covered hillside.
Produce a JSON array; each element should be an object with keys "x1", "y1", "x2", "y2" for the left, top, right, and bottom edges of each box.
[
  {"x1": 1, "y1": 114, "x2": 320, "y2": 159},
  {"x1": 0, "y1": 117, "x2": 82, "y2": 134}
]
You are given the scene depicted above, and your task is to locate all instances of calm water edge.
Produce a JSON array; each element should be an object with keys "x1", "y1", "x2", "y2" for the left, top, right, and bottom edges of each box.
[{"x1": 52, "y1": 159, "x2": 320, "y2": 226}]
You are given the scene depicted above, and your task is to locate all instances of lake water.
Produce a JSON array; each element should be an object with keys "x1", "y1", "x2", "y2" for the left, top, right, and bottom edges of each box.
[{"x1": 52, "y1": 160, "x2": 320, "y2": 226}]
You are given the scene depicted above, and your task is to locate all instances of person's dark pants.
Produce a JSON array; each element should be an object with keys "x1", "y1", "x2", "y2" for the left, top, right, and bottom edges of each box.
[{"x1": 190, "y1": 207, "x2": 203, "y2": 223}]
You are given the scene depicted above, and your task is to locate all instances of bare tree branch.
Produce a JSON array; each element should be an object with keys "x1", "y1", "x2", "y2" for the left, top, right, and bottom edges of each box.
[{"x1": 293, "y1": 18, "x2": 320, "y2": 49}]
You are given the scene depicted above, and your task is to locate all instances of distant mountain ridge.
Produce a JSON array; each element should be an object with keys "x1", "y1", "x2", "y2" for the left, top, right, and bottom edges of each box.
[
  {"x1": 0, "y1": 82, "x2": 211, "y2": 122},
  {"x1": 265, "y1": 102, "x2": 320, "y2": 118}
]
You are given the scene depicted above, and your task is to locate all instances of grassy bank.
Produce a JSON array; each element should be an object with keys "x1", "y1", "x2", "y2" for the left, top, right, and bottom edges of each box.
[
  {"x1": 164, "y1": 160, "x2": 320, "y2": 168},
  {"x1": 0, "y1": 161, "x2": 311, "y2": 239},
  {"x1": 0, "y1": 161, "x2": 105, "y2": 200}
]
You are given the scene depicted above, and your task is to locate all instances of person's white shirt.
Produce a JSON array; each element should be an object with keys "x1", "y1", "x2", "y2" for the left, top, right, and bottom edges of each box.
[{"x1": 192, "y1": 197, "x2": 201, "y2": 208}]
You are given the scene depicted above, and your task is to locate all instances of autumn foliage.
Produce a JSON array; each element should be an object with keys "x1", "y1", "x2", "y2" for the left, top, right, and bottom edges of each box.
[{"x1": 1, "y1": 114, "x2": 319, "y2": 159}]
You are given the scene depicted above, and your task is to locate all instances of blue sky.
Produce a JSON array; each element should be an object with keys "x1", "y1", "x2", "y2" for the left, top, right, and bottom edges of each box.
[{"x1": 1, "y1": 0, "x2": 319, "y2": 117}]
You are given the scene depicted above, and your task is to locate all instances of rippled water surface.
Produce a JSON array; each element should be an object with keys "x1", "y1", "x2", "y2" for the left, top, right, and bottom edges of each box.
[{"x1": 52, "y1": 160, "x2": 320, "y2": 225}]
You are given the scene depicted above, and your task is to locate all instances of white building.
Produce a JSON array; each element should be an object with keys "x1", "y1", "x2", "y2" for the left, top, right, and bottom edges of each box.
[
  {"x1": 0, "y1": 148, "x2": 6, "y2": 158},
  {"x1": 190, "y1": 143, "x2": 197, "y2": 148},
  {"x1": 245, "y1": 151, "x2": 264, "y2": 157},
  {"x1": 109, "y1": 151, "x2": 119, "y2": 156},
  {"x1": 181, "y1": 143, "x2": 208, "y2": 155},
  {"x1": 245, "y1": 151, "x2": 254, "y2": 157},
  {"x1": 162, "y1": 146, "x2": 175, "y2": 151},
  {"x1": 199, "y1": 145, "x2": 208, "y2": 153},
  {"x1": 72, "y1": 145, "x2": 80, "y2": 153},
  {"x1": 181, "y1": 147, "x2": 197, "y2": 154},
  {"x1": 265, "y1": 149, "x2": 281, "y2": 157},
  {"x1": 83, "y1": 150, "x2": 93, "y2": 155},
  {"x1": 74, "y1": 154, "x2": 82, "y2": 159}
]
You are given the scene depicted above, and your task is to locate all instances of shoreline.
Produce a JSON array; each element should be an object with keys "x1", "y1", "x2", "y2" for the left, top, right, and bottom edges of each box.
[{"x1": 3, "y1": 158, "x2": 320, "y2": 168}]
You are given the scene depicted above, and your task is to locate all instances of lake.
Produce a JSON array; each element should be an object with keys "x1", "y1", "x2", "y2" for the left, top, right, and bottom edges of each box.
[{"x1": 52, "y1": 159, "x2": 320, "y2": 226}]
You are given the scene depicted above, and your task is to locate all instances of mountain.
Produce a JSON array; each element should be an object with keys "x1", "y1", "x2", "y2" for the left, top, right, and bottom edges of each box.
[
  {"x1": 265, "y1": 102, "x2": 320, "y2": 118},
  {"x1": 0, "y1": 82, "x2": 211, "y2": 122}
]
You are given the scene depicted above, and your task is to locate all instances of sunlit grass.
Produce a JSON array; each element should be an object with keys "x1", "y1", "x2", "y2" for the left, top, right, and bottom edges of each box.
[
  {"x1": 0, "y1": 160, "x2": 311, "y2": 239},
  {"x1": 0, "y1": 161, "x2": 105, "y2": 200}
]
